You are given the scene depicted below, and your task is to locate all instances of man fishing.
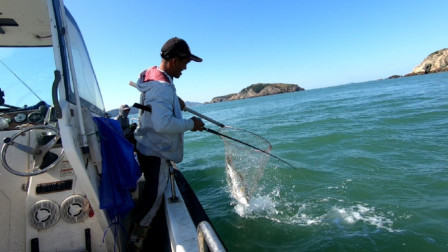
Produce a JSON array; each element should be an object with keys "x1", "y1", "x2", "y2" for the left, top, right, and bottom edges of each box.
[{"x1": 129, "y1": 37, "x2": 204, "y2": 250}]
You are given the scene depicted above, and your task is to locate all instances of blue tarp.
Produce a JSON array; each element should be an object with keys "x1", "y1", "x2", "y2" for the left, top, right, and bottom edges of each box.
[{"x1": 93, "y1": 117, "x2": 141, "y2": 218}]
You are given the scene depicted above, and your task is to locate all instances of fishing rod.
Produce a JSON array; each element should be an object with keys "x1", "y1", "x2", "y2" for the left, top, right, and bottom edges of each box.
[
  {"x1": 184, "y1": 107, "x2": 225, "y2": 128},
  {"x1": 184, "y1": 107, "x2": 296, "y2": 169}
]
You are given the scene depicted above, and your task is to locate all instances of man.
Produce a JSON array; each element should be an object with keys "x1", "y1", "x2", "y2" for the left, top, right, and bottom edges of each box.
[
  {"x1": 115, "y1": 104, "x2": 131, "y2": 132},
  {"x1": 130, "y1": 37, "x2": 204, "y2": 249}
]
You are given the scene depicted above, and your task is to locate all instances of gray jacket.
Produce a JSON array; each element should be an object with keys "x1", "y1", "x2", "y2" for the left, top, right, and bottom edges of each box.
[{"x1": 133, "y1": 67, "x2": 194, "y2": 163}]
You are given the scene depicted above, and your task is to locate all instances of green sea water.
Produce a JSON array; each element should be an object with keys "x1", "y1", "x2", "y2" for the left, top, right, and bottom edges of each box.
[{"x1": 180, "y1": 72, "x2": 448, "y2": 251}]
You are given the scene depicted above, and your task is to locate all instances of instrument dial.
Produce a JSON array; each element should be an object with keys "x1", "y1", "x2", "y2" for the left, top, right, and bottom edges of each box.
[
  {"x1": 27, "y1": 112, "x2": 43, "y2": 123},
  {"x1": 14, "y1": 113, "x2": 27, "y2": 123}
]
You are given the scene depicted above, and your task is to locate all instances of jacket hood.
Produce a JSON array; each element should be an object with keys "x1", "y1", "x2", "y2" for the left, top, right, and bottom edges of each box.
[
  {"x1": 118, "y1": 104, "x2": 130, "y2": 115},
  {"x1": 137, "y1": 66, "x2": 172, "y2": 92}
]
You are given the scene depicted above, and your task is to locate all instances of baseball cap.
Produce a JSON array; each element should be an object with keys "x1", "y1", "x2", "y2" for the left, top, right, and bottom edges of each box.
[
  {"x1": 121, "y1": 104, "x2": 130, "y2": 111},
  {"x1": 160, "y1": 37, "x2": 202, "y2": 62}
]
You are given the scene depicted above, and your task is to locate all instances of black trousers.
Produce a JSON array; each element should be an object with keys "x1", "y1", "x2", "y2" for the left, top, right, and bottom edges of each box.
[{"x1": 133, "y1": 151, "x2": 162, "y2": 226}]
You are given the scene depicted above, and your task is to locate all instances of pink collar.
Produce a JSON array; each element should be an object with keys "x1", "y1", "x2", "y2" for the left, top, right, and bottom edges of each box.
[{"x1": 141, "y1": 66, "x2": 172, "y2": 84}]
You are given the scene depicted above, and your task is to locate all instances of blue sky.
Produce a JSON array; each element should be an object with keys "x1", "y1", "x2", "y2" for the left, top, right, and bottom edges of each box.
[{"x1": 64, "y1": 0, "x2": 448, "y2": 111}]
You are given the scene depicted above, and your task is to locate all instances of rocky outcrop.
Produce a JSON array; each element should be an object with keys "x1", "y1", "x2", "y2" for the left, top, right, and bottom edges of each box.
[
  {"x1": 209, "y1": 93, "x2": 237, "y2": 103},
  {"x1": 387, "y1": 75, "x2": 402, "y2": 79},
  {"x1": 209, "y1": 83, "x2": 304, "y2": 103},
  {"x1": 406, "y1": 48, "x2": 448, "y2": 76}
]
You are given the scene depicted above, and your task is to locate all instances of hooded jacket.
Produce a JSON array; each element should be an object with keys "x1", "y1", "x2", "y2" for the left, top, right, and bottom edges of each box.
[
  {"x1": 115, "y1": 105, "x2": 130, "y2": 132},
  {"x1": 133, "y1": 66, "x2": 194, "y2": 163}
]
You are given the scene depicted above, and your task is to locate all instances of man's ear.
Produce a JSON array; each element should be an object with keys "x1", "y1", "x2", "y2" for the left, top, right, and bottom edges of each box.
[{"x1": 170, "y1": 57, "x2": 178, "y2": 66}]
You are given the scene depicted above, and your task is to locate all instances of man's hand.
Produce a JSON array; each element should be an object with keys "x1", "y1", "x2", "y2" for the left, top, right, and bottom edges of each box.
[
  {"x1": 191, "y1": 117, "x2": 204, "y2": 131},
  {"x1": 178, "y1": 97, "x2": 186, "y2": 111}
]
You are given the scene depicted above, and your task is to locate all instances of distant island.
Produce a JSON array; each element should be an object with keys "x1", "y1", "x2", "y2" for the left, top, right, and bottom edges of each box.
[
  {"x1": 388, "y1": 48, "x2": 448, "y2": 79},
  {"x1": 208, "y1": 83, "x2": 304, "y2": 103},
  {"x1": 107, "y1": 84, "x2": 303, "y2": 114}
]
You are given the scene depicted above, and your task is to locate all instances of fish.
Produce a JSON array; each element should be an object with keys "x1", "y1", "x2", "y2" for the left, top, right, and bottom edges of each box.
[{"x1": 225, "y1": 156, "x2": 250, "y2": 206}]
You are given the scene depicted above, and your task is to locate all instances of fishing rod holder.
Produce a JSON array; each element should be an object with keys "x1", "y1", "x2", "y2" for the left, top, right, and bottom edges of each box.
[{"x1": 167, "y1": 161, "x2": 180, "y2": 203}]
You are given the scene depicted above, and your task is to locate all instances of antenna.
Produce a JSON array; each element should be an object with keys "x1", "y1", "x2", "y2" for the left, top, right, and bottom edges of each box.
[{"x1": 0, "y1": 59, "x2": 43, "y2": 101}]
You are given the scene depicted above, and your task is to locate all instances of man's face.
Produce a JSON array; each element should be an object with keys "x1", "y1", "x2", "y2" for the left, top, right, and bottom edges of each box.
[{"x1": 172, "y1": 58, "x2": 191, "y2": 79}]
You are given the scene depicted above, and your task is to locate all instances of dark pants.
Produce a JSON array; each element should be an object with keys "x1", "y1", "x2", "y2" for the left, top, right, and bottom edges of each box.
[{"x1": 133, "y1": 151, "x2": 162, "y2": 225}]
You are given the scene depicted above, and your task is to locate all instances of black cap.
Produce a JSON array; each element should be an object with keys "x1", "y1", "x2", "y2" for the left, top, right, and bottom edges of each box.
[{"x1": 160, "y1": 37, "x2": 202, "y2": 62}]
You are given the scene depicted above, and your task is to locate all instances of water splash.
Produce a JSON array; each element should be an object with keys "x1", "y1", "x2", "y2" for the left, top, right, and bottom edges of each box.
[
  {"x1": 326, "y1": 204, "x2": 402, "y2": 233},
  {"x1": 228, "y1": 180, "x2": 403, "y2": 234},
  {"x1": 222, "y1": 126, "x2": 271, "y2": 206},
  {"x1": 233, "y1": 190, "x2": 280, "y2": 217}
]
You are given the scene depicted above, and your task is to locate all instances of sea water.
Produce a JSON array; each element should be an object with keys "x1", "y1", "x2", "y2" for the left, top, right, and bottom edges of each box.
[{"x1": 180, "y1": 72, "x2": 447, "y2": 251}]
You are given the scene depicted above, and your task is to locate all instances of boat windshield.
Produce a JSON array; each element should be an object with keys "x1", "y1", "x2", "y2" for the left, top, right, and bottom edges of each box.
[
  {"x1": 0, "y1": 9, "x2": 105, "y2": 114},
  {"x1": 0, "y1": 47, "x2": 54, "y2": 110},
  {"x1": 63, "y1": 10, "x2": 105, "y2": 114}
]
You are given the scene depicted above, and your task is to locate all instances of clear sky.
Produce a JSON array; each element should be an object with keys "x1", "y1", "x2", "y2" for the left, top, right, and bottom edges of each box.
[{"x1": 64, "y1": 0, "x2": 448, "y2": 111}]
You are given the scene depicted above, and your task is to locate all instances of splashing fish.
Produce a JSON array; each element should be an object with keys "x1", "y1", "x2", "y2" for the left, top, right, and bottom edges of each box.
[{"x1": 225, "y1": 156, "x2": 250, "y2": 205}]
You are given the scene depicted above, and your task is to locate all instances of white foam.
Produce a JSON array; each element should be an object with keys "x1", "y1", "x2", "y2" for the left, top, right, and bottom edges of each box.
[
  {"x1": 226, "y1": 167, "x2": 401, "y2": 234},
  {"x1": 328, "y1": 204, "x2": 401, "y2": 232},
  {"x1": 234, "y1": 194, "x2": 278, "y2": 217}
]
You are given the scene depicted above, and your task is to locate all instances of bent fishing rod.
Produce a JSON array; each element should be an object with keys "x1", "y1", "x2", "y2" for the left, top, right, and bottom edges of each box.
[{"x1": 184, "y1": 107, "x2": 297, "y2": 169}]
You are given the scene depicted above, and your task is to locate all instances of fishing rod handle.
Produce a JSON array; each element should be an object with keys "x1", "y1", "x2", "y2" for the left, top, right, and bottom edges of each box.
[{"x1": 184, "y1": 107, "x2": 225, "y2": 128}]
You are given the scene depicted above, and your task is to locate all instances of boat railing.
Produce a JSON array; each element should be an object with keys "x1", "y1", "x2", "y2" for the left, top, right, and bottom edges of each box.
[
  {"x1": 168, "y1": 161, "x2": 179, "y2": 203},
  {"x1": 167, "y1": 162, "x2": 226, "y2": 251},
  {"x1": 197, "y1": 221, "x2": 226, "y2": 252}
]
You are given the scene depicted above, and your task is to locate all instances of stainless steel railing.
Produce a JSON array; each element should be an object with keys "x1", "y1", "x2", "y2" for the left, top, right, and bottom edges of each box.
[
  {"x1": 167, "y1": 161, "x2": 226, "y2": 251},
  {"x1": 197, "y1": 221, "x2": 226, "y2": 252}
]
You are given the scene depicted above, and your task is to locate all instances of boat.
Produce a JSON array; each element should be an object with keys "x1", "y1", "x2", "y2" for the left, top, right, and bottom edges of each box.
[{"x1": 0, "y1": 0, "x2": 225, "y2": 251}]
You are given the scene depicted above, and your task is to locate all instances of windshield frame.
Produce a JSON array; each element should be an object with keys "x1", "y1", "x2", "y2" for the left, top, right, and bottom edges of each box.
[{"x1": 56, "y1": 6, "x2": 106, "y2": 116}]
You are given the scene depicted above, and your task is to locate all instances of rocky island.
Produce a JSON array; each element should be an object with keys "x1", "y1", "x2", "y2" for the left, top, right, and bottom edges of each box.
[
  {"x1": 208, "y1": 83, "x2": 304, "y2": 103},
  {"x1": 407, "y1": 48, "x2": 448, "y2": 76},
  {"x1": 389, "y1": 48, "x2": 448, "y2": 79}
]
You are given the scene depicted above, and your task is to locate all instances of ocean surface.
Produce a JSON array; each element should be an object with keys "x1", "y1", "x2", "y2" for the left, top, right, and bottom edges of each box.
[{"x1": 179, "y1": 72, "x2": 447, "y2": 251}]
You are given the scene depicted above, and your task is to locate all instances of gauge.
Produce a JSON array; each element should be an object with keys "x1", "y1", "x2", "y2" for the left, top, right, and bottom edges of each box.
[
  {"x1": 0, "y1": 117, "x2": 10, "y2": 130},
  {"x1": 27, "y1": 112, "x2": 43, "y2": 123},
  {"x1": 14, "y1": 113, "x2": 27, "y2": 123}
]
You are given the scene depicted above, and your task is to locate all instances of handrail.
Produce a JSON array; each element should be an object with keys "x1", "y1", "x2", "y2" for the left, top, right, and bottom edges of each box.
[
  {"x1": 197, "y1": 221, "x2": 226, "y2": 252},
  {"x1": 51, "y1": 70, "x2": 62, "y2": 119}
]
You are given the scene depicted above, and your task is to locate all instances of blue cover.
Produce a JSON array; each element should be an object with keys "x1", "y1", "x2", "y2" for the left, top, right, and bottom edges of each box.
[{"x1": 93, "y1": 117, "x2": 141, "y2": 218}]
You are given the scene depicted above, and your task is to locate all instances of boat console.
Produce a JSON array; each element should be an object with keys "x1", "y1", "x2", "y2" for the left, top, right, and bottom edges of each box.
[
  {"x1": 0, "y1": 106, "x2": 56, "y2": 131},
  {"x1": 0, "y1": 90, "x2": 57, "y2": 131}
]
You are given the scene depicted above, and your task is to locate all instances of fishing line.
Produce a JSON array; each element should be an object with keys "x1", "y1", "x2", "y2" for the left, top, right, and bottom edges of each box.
[{"x1": 0, "y1": 59, "x2": 43, "y2": 101}]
